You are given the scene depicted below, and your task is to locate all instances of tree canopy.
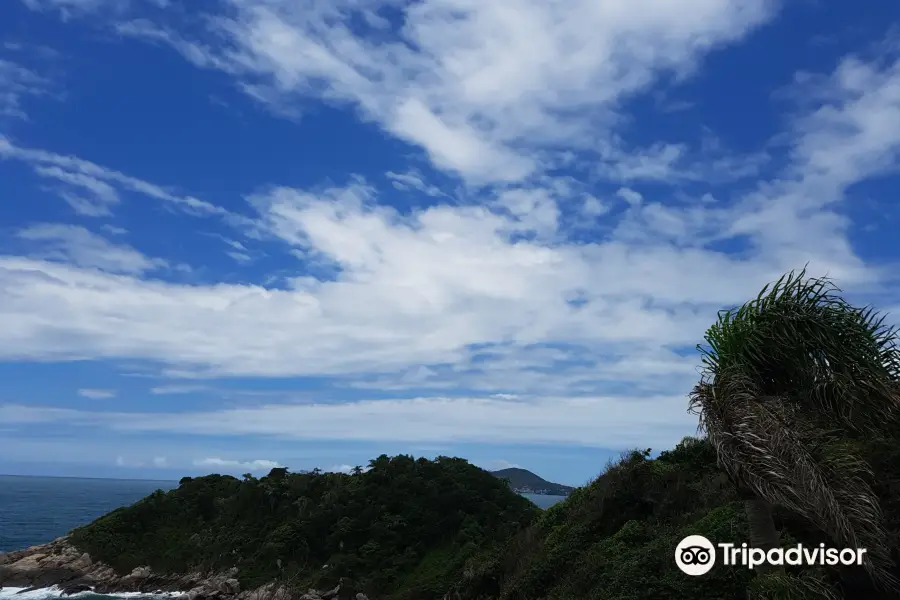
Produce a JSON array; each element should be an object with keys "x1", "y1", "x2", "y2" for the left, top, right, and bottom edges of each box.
[{"x1": 70, "y1": 455, "x2": 537, "y2": 599}]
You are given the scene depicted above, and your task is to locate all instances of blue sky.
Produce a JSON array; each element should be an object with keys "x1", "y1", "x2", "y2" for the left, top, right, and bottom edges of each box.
[{"x1": 1, "y1": 0, "x2": 900, "y2": 486}]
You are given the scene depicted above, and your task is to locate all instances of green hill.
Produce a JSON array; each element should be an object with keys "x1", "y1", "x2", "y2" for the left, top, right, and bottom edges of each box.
[
  {"x1": 68, "y1": 455, "x2": 538, "y2": 600},
  {"x1": 65, "y1": 439, "x2": 900, "y2": 600},
  {"x1": 489, "y1": 468, "x2": 574, "y2": 496},
  {"x1": 451, "y1": 436, "x2": 900, "y2": 600}
]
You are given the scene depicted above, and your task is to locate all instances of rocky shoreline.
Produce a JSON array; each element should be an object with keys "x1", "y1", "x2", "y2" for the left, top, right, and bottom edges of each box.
[{"x1": 0, "y1": 538, "x2": 369, "y2": 600}]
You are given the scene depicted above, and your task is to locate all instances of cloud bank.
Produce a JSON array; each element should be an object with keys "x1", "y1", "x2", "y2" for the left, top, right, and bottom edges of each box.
[{"x1": 2, "y1": 1, "x2": 900, "y2": 470}]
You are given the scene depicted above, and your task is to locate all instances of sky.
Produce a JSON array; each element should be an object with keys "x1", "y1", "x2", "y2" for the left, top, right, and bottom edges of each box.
[{"x1": 1, "y1": 0, "x2": 899, "y2": 486}]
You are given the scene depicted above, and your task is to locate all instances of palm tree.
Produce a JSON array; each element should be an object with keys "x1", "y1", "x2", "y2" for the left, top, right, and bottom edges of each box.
[{"x1": 689, "y1": 269, "x2": 900, "y2": 591}]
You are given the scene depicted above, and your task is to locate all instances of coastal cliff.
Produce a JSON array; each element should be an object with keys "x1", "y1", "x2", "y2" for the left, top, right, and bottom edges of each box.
[
  {"x1": 0, "y1": 536, "x2": 365, "y2": 600},
  {"x1": 0, "y1": 455, "x2": 536, "y2": 600},
  {"x1": 5, "y1": 438, "x2": 900, "y2": 599}
]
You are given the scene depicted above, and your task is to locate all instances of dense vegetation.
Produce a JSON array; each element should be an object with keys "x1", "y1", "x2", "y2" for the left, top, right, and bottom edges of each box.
[
  {"x1": 67, "y1": 438, "x2": 900, "y2": 600},
  {"x1": 451, "y1": 435, "x2": 900, "y2": 600},
  {"x1": 490, "y1": 468, "x2": 573, "y2": 496},
  {"x1": 689, "y1": 270, "x2": 900, "y2": 593},
  {"x1": 448, "y1": 271, "x2": 900, "y2": 600},
  {"x1": 69, "y1": 455, "x2": 538, "y2": 599}
]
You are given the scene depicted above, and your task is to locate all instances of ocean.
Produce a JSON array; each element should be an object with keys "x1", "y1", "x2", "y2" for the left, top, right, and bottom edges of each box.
[
  {"x1": 0, "y1": 475, "x2": 567, "y2": 599},
  {"x1": 0, "y1": 475, "x2": 178, "y2": 553},
  {"x1": 0, "y1": 475, "x2": 179, "y2": 600}
]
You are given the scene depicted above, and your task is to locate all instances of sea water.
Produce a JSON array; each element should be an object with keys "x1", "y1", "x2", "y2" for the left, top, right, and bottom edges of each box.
[
  {"x1": 0, "y1": 475, "x2": 177, "y2": 552},
  {"x1": 0, "y1": 475, "x2": 178, "y2": 600}
]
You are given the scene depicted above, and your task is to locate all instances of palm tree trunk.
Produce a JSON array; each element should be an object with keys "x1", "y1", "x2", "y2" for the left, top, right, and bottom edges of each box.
[{"x1": 744, "y1": 495, "x2": 784, "y2": 576}]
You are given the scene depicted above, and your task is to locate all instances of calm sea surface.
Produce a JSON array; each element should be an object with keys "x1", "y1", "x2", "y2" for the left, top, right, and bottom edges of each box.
[
  {"x1": 0, "y1": 476, "x2": 179, "y2": 600},
  {"x1": 0, "y1": 475, "x2": 177, "y2": 553}
]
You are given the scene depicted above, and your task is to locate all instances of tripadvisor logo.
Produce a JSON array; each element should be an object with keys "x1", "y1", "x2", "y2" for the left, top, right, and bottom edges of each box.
[
  {"x1": 676, "y1": 535, "x2": 717, "y2": 575},
  {"x1": 675, "y1": 535, "x2": 867, "y2": 576}
]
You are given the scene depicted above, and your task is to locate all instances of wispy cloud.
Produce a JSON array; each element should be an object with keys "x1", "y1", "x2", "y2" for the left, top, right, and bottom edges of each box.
[
  {"x1": 192, "y1": 457, "x2": 281, "y2": 472},
  {"x1": 385, "y1": 170, "x2": 444, "y2": 197},
  {"x1": 17, "y1": 224, "x2": 168, "y2": 275},
  {"x1": 0, "y1": 44, "x2": 892, "y2": 393},
  {"x1": 114, "y1": 0, "x2": 777, "y2": 185},
  {"x1": 0, "y1": 136, "x2": 253, "y2": 225},
  {"x1": 0, "y1": 395, "x2": 696, "y2": 450},
  {"x1": 0, "y1": 58, "x2": 50, "y2": 120},
  {"x1": 3, "y1": 3, "x2": 900, "y2": 463},
  {"x1": 150, "y1": 384, "x2": 208, "y2": 395},
  {"x1": 115, "y1": 453, "x2": 169, "y2": 468},
  {"x1": 21, "y1": 0, "x2": 168, "y2": 16},
  {"x1": 77, "y1": 388, "x2": 116, "y2": 399}
]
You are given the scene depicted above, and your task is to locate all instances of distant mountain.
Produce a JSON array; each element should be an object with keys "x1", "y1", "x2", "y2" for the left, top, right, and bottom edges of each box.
[{"x1": 490, "y1": 468, "x2": 574, "y2": 496}]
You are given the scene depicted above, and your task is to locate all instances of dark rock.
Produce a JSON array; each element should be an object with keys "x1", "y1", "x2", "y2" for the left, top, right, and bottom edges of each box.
[
  {"x1": 61, "y1": 583, "x2": 93, "y2": 596},
  {"x1": 0, "y1": 539, "x2": 376, "y2": 600},
  {"x1": 321, "y1": 583, "x2": 340, "y2": 600},
  {"x1": 92, "y1": 583, "x2": 116, "y2": 595},
  {"x1": 31, "y1": 567, "x2": 80, "y2": 588},
  {"x1": 0, "y1": 568, "x2": 32, "y2": 589},
  {"x1": 334, "y1": 578, "x2": 361, "y2": 600}
]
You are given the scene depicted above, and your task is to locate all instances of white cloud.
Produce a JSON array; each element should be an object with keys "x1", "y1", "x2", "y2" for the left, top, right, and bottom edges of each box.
[
  {"x1": 385, "y1": 170, "x2": 444, "y2": 197},
  {"x1": 101, "y1": 224, "x2": 129, "y2": 235},
  {"x1": 114, "y1": 0, "x2": 778, "y2": 185},
  {"x1": 33, "y1": 165, "x2": 121, "y2": 217},
  {"x1": 0, "y1": 49, "x2": 893, "y2": 383},
  {"x1": 327, "y1": 464, "x2": 355, "y2": 474},
  {"x1": 114, "y1": 453, "x2": 165, "y2": 468},
  {"x1": 227, "y1": 251, "x2": 252, "y2": 264},
  {"x1": 77, "y1": 388, "x2": 116, "y2": 399},
  {"x1": 19, "y1": 0, "x2": 152, "y2": 14},
  {"x1": 581, "y1": 196, "x2": 610, "y2": 218},
  {"x1": 193, "y1": 457, "x2": 282, "y2": 472},
  {"x1": 3, "y1": 10, "x2": 900, "y2": 453},
  {"x1": 0, "y1": 57, "x2": 51, "y2": 120},
  {"x1": 16, "y1": 224, "x2": 168, "y2": 275},
  {"x1": 0, "y1": 395, "x2": 697, "y2": 450},
  {"x1": 150, "y1": 384, "x2": 208, "y2": 395},
  {"x1": 720, "y1": 50, "x2": 900, "y2": 260},
  {"x1": 0, "y1": 208, "x2": 753, "y2": 380},
  {"x1": 0, "y1": 136, "x2": 253, "y2": 225},
  {"x1": 616, "y1": 187, "x2": 643, "y2": 207}
]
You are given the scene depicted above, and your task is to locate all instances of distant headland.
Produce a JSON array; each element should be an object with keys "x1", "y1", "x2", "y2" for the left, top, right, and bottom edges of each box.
[{"x1": 489, "y1": 467, "x2": 574, "y2": 496}]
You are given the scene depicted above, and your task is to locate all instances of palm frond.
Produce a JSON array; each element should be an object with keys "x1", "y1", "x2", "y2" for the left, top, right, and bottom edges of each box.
[
  {"x1": 697, "y1": 268, "x2": 900, "y2": 435},
  {"x1": 747, "y1": 570, "x2": 839, "y2": 600},
  {"x1": 691, "y1": 268, "x2": 900, "y2": 592},
  {"x1": 691, "y1": 380, "x2": 899, "y2": 592}
]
